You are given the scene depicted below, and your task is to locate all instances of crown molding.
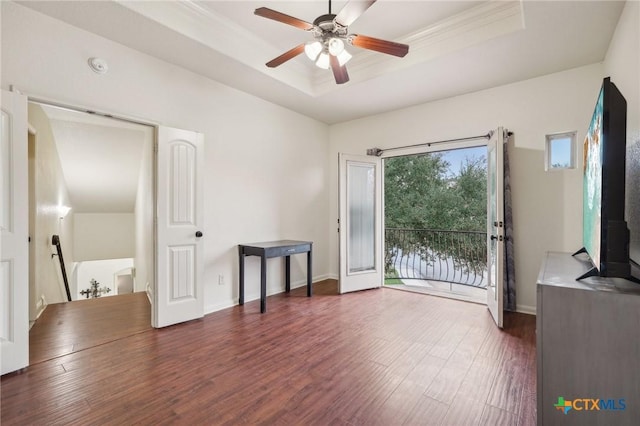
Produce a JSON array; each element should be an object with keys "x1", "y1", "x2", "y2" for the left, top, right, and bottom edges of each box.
[
  {"x1": 116, "y1": 0, "x2": 317, "y2": 95},
  {"x1": 313, "y1": 0, "x2": 525, "y2": 95},
  {"x1": 117, "y1": 0, "x2": 524, "y2": 98}
]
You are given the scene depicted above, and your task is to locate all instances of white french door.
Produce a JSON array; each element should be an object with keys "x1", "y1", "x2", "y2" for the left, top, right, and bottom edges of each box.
[
  {"x1": 1, "y1": 90, "x2": 29, "y2": 375},
  {"x1": 486, "y1": 128, "x2": 505, "y2": 328},
  {"x1": 338, "y1": 153, "x2": 383, "y2": 293},
  {"x1": 155, "y1": 127, "x2": 205, "y2": 328}
]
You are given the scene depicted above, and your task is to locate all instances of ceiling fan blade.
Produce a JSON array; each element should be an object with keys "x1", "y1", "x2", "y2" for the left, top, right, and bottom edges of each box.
[
  {"x1": 330, "y1": 55, "x2": 349, "y2": 85},
  {"x1": 349, "y1": 34, "x2": 409, "y2": 57},
  {"x1": 335, "y1": 0, "x2": 377, "y2": 27},
  {"x1": 266, "y1": 44, "x2": 305, "y2": 68},
  {"x1": 254, "y1": 7, "x2": 314, "y2": 31}
]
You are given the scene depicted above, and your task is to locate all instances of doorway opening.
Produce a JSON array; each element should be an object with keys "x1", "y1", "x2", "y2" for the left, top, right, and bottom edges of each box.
[
  {"x1": 27, "y1": 101, "x2": 154, "y2": 363},
  {"x1": 383, "y1": 145, "x2": 488, "y2": 303},
  {"x1": 2, "y1": 90, "x2": 205, "y2": 374}
]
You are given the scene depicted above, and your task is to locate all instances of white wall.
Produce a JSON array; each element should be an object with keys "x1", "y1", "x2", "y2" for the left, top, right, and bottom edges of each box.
[
  {"x1": 329, "y1": 64, "x2": 605, "y2": 313},
  {"x1": 28, "y1": 103, "x2": 75, "y2": 306},
  {"x1": 134, "y1": 128, "x2": 154, "y2": 293},
  {"x1": 604, "y1": 1, "x2": 640, "y2": 256},
  {"x1": 1, "y1": 2, "x2": 330, "y2": 313},
  {"x1": 76, "y1": 258, "x2": 133, "y2": 299},
  {"x1": 74, "y1": 213, "x2": 135, "y2": 261}
]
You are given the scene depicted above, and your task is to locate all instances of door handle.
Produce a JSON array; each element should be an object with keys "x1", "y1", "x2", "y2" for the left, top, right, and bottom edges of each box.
[
  {"x1": 490, "y1": 235, "x2": 503, "y2": 241},
  {"x1": 195, "y1": 231, "x2": 203, "y2": 238}
]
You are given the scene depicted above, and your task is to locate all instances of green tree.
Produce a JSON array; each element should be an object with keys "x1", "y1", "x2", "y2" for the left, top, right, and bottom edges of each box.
[
  {"x1": 384, "y1": 152, "x2": 487, "y2": 277},
  {"x1": 451, "y1": 156, "x2": 487, "y2": 231},
  {"x1": 384, "y1": 153, "x2": 455, "y2": 229}
]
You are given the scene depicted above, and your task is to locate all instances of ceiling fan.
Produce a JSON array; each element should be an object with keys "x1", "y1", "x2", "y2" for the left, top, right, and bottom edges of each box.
[{"x1": 255, "y1": 0, "x2": 409, "y2": 85}]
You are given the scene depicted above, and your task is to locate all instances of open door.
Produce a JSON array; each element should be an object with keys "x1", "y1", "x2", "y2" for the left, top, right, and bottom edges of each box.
[
  {"x1": 338, "y1": 153, "x2": 383, "y2": 293},
  {"x1": 486, "y1": 128, "x2": 505, "y2": 328},
  {"x1": 154, "y1": 127, "x2": 204, "y2": 328},
  {"x1": 1, "y1": 90, "x2": 29, "y2": 374}
]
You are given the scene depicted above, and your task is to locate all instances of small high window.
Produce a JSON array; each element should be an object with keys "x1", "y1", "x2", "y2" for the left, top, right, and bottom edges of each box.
[{"x1": 546, "y1": 132, "x2": 576, "y2": 170}]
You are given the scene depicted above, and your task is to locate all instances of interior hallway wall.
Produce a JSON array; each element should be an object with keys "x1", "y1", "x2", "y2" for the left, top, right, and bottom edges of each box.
[
  {"x1": 74, "y1": 213, "x2": 135, "y2": 261},
  {"x1": 134, "y1": 127, "x2": 154, "y2": 293},
  {"x1": 28, "y1": 103, "x2": 75, "y2": 306}
]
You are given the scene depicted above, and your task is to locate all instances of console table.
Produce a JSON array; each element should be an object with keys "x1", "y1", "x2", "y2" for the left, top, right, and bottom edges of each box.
[
  {"x1": 537, "y1": 251, "x2": 640, "y2": 425},
  {"x1": 238, "y1": 240, "x2": 312, "y2": 313}
]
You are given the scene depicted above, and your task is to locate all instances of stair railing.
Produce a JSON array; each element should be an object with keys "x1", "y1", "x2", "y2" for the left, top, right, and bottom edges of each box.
[{"x1": 51, "y1": 235, "x2": 72, "y2": 301}]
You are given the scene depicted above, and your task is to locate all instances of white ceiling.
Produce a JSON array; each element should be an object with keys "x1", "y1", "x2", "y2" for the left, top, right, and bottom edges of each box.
[
  {"x1": 21, "y1": 1, "x2": 625, "y2": 124},
  {"x1": 40, "y1": 104, "x2": 150, "y2": 213}
]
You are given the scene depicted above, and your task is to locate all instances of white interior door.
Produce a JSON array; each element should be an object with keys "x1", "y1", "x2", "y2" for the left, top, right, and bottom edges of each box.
[
  {"x1": 1, "y1": 90, "x2": 29, "y2": 374},
  {"x1": 338, "y1": 153, "x2": 383, "y2": 293},
  {"x1": 155, "y1": 127, "x2": 204, "y2": 328},
  {"x1": 487, "y1": 128, "x2": 505, "y2": 328}
]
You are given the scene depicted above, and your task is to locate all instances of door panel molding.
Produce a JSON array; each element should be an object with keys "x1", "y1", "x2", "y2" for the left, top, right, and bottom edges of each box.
[
  {"x1": 155, "y1": 127, "x2": 204, "y2": 327},
  {"x1": 1, "y1": 90, "x2": 29, "y2": 375}
]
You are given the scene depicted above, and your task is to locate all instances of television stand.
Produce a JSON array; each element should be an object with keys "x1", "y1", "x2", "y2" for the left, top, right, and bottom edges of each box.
[{"x1": 537, "y1": 252, "x2": 640, "y2": 425}]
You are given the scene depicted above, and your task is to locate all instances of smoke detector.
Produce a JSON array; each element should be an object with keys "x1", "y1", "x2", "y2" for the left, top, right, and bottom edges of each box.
[{"x1": 88, "y1": 57, "x2": 108, "y2": 74}]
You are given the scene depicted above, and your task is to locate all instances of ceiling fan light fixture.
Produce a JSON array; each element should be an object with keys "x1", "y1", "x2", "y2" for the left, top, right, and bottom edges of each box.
[
  {"x1": 328, "y1": 37, "x2": 345, "y2": 56},
  {"x1": 256, "y1": 1, "x2": 409, "y2": 84},
  {"x1": 304, "y1": 41, "x2": 323, "y2": 61},
  {"x1": 336, "y1": 49, "x2": 352, "y2": 66},
  {"x1": 315, "y1": 52, "x2": 330, "y2": 69}
]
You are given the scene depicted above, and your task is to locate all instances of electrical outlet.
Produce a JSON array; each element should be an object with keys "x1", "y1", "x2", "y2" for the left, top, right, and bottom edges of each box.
[{"x1": 218, "y1": 274, "x2": 225, "y2": 285}]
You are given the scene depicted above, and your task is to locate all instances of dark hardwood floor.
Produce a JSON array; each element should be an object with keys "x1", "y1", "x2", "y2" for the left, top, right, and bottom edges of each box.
[
  {"x1": 29, "y1": 292, "x2": 152, "y2": 364},
  {"x1": 1, "y1": 280, "x2": 536, "y2": 425}
]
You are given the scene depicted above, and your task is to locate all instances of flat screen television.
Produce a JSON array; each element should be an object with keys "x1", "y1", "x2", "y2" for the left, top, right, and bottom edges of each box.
[{"x1": 574, "y1": 77, "x2": 633, "y2": 281}]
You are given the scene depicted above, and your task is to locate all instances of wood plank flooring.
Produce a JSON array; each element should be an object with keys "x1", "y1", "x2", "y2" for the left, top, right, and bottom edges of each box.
[
  {"x1": 29, "y1": 292, "x2": 152, "y2": 364},
  {"x1": 1, "y1": 280, "x2": 536, "y2": 425}
]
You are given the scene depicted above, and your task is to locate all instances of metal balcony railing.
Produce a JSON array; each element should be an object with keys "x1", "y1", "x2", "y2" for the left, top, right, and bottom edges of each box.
[{"x1": 385, "y1": 228, "x2": 487, "y2": 288}]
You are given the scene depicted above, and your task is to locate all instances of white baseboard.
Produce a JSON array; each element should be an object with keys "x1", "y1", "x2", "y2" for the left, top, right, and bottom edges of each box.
[
  {"x1": 35, "y1": 294, "x2": 47, "y2": 320},
  {"x1": 202, "y1": 274, "x2": 538, "y2": 319},
  {"x1": 205, "y1": 299, "x2": 236, "y2": 315},
  {"x1": 516, "y1": 304, "x2": 536, "y2": 315},
  {"x1": 145, "y1": 282, "x2": 153, "y2": 305},
  {"x1": 293, "y1": 273, "x2": 334, "y2": 287},
  {"x1": 204, "y1": 274, "x2": 334, "y2": 316}
]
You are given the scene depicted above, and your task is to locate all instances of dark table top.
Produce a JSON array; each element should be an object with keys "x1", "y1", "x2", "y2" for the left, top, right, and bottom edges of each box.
[{"x1": 239, "y1": 240, "x2": 312, "y2": 249}]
